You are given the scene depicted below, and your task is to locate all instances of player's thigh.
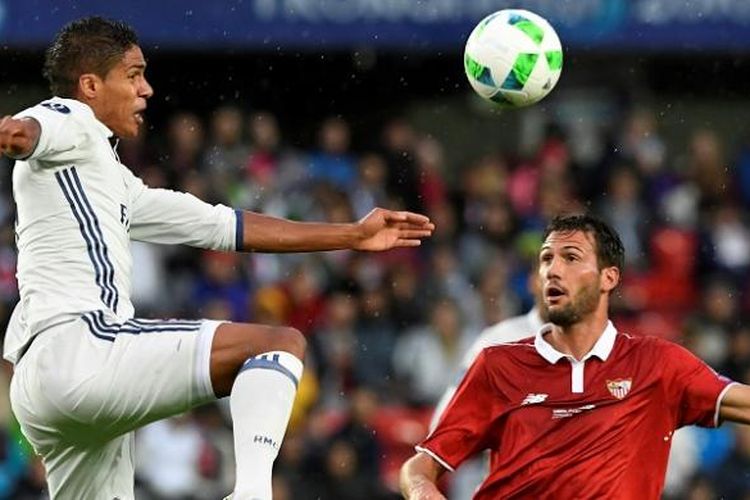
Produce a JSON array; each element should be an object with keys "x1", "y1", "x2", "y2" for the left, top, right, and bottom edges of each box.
[{"x1": 11, "y1": 313, "x2": 221, "y2": 447}]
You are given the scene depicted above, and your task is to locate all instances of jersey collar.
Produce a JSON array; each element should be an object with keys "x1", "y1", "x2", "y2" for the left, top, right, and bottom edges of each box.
[
  {"x1": 53, "y1": 96, "x2": 114, "y2": 139},
  {"x1": 534, "y1": 320, "x2": 617, "y2": 364}
]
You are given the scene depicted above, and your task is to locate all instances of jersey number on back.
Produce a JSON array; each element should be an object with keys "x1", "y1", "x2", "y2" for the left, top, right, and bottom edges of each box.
[{"x1": 41, "y1": 102, "x2": 71, "y2": 114}]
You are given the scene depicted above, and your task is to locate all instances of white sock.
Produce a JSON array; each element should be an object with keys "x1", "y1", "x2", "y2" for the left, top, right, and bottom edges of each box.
[{"x1": 230, "y1": 351, "x2": 303, "y2": 500}]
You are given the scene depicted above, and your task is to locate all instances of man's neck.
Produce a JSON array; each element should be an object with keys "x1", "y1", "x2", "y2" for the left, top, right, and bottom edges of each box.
[{"x1": 545, "y1": 312, "x2": 609, "y2": 361}]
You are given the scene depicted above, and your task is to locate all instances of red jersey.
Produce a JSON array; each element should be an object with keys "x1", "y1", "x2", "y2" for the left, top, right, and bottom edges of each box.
[{"x1": 418, "y1": 322, "x2": 734, "y2": 500}]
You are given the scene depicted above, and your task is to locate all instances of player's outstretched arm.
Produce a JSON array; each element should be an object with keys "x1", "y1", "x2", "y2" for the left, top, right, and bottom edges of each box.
[
  {"x1": 238, "y1": 207, "x2": 434, "y2": 253},
  {"x1": 0, "y1": 116, "x2": 40, "y2": 159},
  {"x1": 718, "y1": 383, "x2": 750, "y2": 424},
  {"x1": 400, "y1": 452, "x2": 447, "y2": 500}
]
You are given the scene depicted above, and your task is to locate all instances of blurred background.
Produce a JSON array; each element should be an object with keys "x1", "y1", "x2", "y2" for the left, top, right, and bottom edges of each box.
[{"x1": 2, "y1": 0, "x2": 750, "y2": 498}]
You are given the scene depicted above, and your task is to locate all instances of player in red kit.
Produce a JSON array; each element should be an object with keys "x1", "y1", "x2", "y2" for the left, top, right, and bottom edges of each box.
[{"x1": 400, "y1": 214, "x2": 750, "y2": 500}]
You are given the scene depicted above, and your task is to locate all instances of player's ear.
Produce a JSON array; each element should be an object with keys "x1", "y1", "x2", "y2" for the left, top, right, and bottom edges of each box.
[
  {"x1": 601, "y1": 266, "x2": 620, "y2": 293},
  {"x1": 77, "y1": 73, "x2": 102, "y2": 100}
]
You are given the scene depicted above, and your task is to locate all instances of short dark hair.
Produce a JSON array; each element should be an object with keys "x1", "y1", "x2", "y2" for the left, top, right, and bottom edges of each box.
[
  {"x1": 543, "y1": 214, "x2": 625, "y2": 272},
  {"x1": 43, "y1": 17, "x2": 139, "y2": 97}
]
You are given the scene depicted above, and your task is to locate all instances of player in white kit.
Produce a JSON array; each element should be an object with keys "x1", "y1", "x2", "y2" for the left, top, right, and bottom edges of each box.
[{"x1": 0, "y1": 17, "x2": 434, "y2": 500}]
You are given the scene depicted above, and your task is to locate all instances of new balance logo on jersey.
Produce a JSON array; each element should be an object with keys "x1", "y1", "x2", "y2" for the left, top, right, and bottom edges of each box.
[
  {"x1": 253, "y1": 434, "x2": 279, "y2": 449},
  {"x1": 606, "y1": 379, "x2": 632, "y2": 400},
  {"x1": 521, "y1": 393, "x2": 548, "y2": 405}
]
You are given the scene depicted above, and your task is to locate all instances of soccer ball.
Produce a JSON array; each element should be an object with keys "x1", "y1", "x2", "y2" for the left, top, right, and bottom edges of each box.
[{"x1": 464, "y1": 9, "x2": 563, "y2": 107}]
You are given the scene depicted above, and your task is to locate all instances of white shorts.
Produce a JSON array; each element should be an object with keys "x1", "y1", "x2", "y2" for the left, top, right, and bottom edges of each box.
[{"x1": 9, "y1": 310, "x2": 222, "y2": 500}]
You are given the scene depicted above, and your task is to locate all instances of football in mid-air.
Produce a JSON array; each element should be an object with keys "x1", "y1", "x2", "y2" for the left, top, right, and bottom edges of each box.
[{"x1": 464, "y1": 9, "x2": 563, "y2": 107}]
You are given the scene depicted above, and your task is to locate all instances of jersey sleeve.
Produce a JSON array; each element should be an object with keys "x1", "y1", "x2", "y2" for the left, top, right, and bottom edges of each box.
[
  {"x1": 14, "y1": 101, "x2": 89, "y2": 165},
  {"x1": 124, "y1": 166, "x2": 240, "y2": 251},
  {"x1": 418, "y1": 350, "x2": 506, "y2": 471},
  {"x1": 661, "y1": 341, "x2": 734, "y2": 428}
]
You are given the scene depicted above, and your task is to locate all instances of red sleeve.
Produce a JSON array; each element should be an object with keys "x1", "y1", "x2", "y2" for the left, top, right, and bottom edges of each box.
[
  {"x1": 417, "y1": 349, "x2": 508, "y2": 470},
  {"x1": 661, "y1": 341, "x2": 733, "y2": 428}
]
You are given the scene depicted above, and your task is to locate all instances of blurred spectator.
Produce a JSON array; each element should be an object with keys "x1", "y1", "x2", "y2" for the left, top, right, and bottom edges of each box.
[
  {"x1": 697, "y1": 202, "x2": 750, "y2": 287},
  {"x1": 203, "y1": 106, "x2": 250, "y2": 199},
  {"x1": 283, "y1": 261, "x2": 327, "y2": 337},
  {"x1": 683, "y1": 474, "x2": 717, "y2": 500},
  {"x1": 241, "y1": 111, "x2": 308, "y2": 217},
  {"x1": 350, "y1": 153, "x2": 390, "y2": 219},
  {"x1": 192, "y1": 404, "x2": 235, "y2": 498},
  {"x1": 615, "y1": 108, "x2": 670, "y2": 206},
  {"x1": 686, "y1": 129, "x2": 733, "y2": 210},
  {"x1": 427, "y1": 200, "x2": 460, "y2": 246},
  {"x1": 353, "y1": 285, "x2": 397, "y2": 395},
  {"x1": 331, "y1": 389, "x2": 383, "y2": 482},
  {"x1": 136, "y1": 416, "x2": 205, "y2": 499},
  {"x1": 424, "y1": 244, "x2": 481, "y2": 331},
  {"x1": 162, "y1": 112, "x2": 205, "y2": 182},
  {"x1": 414, "y1": 135, "x2": 448, "y2": 212},
  {"x1": 462, "y1": 155, "x2": 509, "y2": 225},
  {"x1": 684, "y1": 278, "x2": 739, "y2": 369},
  {"x1": 459, "y1": 196, "x2": 518, "y2": 280},
  {"x1": 724, "y1": 326, "x2": 750, "y2": 383},
  {"x1": 473, "y1": 254, "x2": 522, "y2": 329},
  {"x1": 386, "y1": 261, "x2": 426, "y2": 331},
  {"x1": 0, "y1": 428, "x2": 29, "y2": 498},
  {"x1": 310, "y1": 290, "x2": 360, "y2": 408},
  {"x1": 663, "y1": 427, "x2": 701, "y2": 500},
  {"x1": 307, "y1": 117, "x2": 358, "y2": 191},
  {"x1": 191, "y1": 251, "x2": 250, "y2": 322},
  {"x1": 204, "y1": 106, "x2": 250, "y2": 176},
  {"x1": 393, "y1": 297, "x2": 473, "y2": 406},
  {"x1": 713, "y1": 424, "x2": 750, "y2": 499},
  {"x1": 304, "y1": 389, "x2": 389, "y2": 500},
  {"x1": 12, "y1": 455, "x2": 47, "y2": 500},
  {"x1": 273, "y1": 431, "x2": 311, "y2": 497},
  {"x1": 597, "y1": 165, "x2": 649, "y2": 269},
  {"x1": 381, "y1": 118, "x2": 424, "y2": 213}
]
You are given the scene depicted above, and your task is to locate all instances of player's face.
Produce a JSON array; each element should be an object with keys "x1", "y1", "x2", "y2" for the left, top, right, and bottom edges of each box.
[
  {"x1": 95, "y1": 45, "x2": 153, "y2": 138},
  {"x1": 538, "y1": 230, "x2": 605, "y2": 327}
]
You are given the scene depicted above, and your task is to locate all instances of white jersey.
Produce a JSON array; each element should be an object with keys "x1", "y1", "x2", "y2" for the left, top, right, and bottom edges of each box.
[
  {"x1": 430, "y1": 307, "x2": 545, "y2": 429},
  {"x1": 4, "y1": 97, "x2": 239, "y2": 363}
]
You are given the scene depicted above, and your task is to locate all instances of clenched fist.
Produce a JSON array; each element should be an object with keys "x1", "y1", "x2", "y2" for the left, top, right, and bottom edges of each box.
[{"x1": 0, "y1": 116, "x2": 40, "y2": 159}]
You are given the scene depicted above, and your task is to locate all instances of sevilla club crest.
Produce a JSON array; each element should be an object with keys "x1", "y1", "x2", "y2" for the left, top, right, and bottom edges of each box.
[{"x1": 606, "y1": 379, "x2": 632, "y2": 399}]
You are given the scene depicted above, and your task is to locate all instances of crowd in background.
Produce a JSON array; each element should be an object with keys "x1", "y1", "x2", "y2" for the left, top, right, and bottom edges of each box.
[{"x1": 0, "y1": 98, "x2": 749, "y2": 499}]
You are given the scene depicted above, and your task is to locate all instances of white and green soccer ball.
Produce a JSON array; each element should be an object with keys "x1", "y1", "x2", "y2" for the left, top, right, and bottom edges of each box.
[{"x1": 464, "y1": 9, "x2": 563, "y2": 107}]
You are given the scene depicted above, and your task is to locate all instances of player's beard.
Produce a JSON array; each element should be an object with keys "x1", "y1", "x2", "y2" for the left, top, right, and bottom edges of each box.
[{"x1": 548, "y1": 280, "x2": 600, "y2": 327}]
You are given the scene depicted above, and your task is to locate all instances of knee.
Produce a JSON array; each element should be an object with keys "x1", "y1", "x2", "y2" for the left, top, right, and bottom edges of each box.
[{"x1": 271, "y1": 326, "x2": 306, "y2": 360}]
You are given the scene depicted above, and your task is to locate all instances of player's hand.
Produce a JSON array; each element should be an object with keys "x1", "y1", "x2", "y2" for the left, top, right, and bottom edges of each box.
[
  {"x1": 0, "y1": 116, "x2": 39, "y2": 159},
  {"x1": 353, "y1": 208, "x2": 434, "y2": 251}
]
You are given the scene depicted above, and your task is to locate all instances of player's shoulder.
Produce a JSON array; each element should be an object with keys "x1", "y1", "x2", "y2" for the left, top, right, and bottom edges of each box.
[
  {"x1": 482, "y1": 336, "x2": 536, "y2": 358},
  {"x1": 16, "y1": 97, "x2": 90, "y2": 125},
  {"x1": 614, "y1": 330, "x2": 690, "y2": 358},
  {"x1": 616, "y1": 330, "x2": 669, "y2": 346}
]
